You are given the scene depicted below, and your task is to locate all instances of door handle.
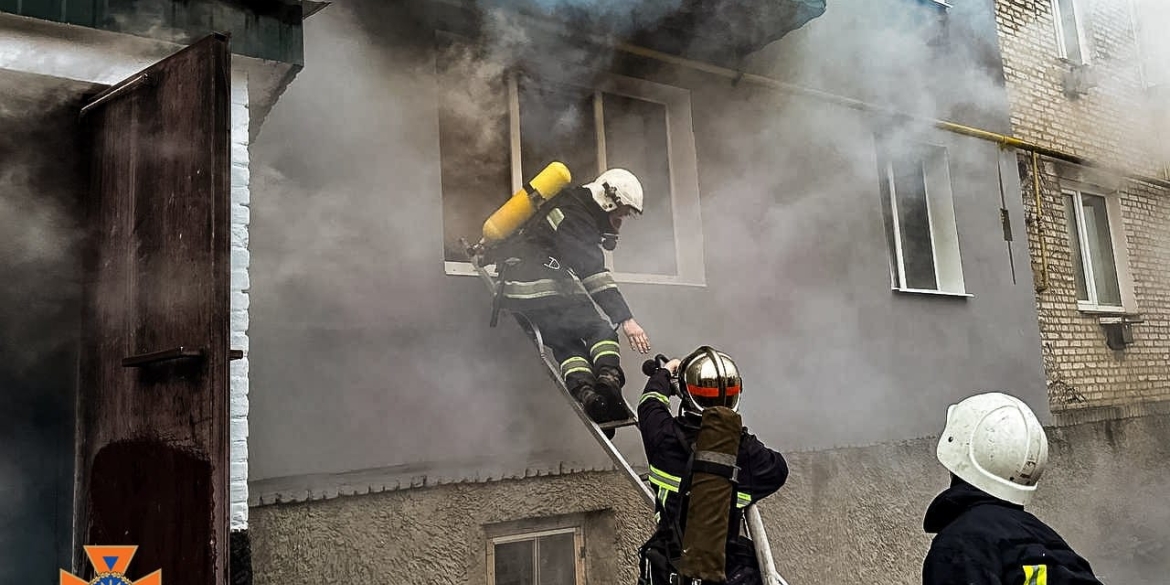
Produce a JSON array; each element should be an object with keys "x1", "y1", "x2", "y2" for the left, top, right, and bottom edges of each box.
[
  {"x1": 122, "y1": 347, "x2": 245, "y2": 367},
  {"x1": 122, "y1": 347, "x2": 204, "y2": 367}
]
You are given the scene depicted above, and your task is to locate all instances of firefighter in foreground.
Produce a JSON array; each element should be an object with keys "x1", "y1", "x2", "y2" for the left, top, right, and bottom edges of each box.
[
  {"x1": 637, "y1": 347, "x2": 788, "y2": 585},
  {"x1": 923, "y1": 392, "x2": 1103, "y2": 584},
  {"x1": 498, "y1": 167, "x2": 652, "y2": 428}
]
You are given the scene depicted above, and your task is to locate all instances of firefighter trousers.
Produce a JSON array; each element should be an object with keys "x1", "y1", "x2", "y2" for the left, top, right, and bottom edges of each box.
[{"x1": 522, "y1": 300, "x2": 624, "y2": 397}]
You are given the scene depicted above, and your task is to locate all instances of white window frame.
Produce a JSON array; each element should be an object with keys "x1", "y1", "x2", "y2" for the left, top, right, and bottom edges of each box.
[
  {"x1": 881, "y1": 143, "x2": 969, "y2": 297},
  {"x1": 1053, "y1": 0, "x2": 1091, "y2": 64},
  {"x1": 1062, "y1": 189, "x2": 1135, "y2": 313},
  {"x1": 486, "y1": 526, "x2": 585, "y2": 585},
  {"x1": 1130, "y1": 0, "x2": 1168, "y2": 89},
  {"x1": 442, "y1": 69, "x2": 706, "y2": 287}
]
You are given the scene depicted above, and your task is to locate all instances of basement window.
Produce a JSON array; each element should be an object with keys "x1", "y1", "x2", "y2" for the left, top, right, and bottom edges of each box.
[
  {"x1": 876, "y1": 140, "x2": 966, "y2": 296},
  {"x1": 435, "y1": 33, "x2": 705, "y2": 286},
  {"x1": 488, "y1": 527, "x2": 583, "y2": 585},
  {"x1": 1062, "y1": 190, "x2": 1128, "y2": 312},
  {"x1": 1052, "y1": 0, "x2": 1090, "y2": 64}
]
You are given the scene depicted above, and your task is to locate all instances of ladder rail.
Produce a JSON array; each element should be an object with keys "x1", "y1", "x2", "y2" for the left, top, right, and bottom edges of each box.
[{"x1": 462, "y1": 239, "x2": 785, "y2": 584}]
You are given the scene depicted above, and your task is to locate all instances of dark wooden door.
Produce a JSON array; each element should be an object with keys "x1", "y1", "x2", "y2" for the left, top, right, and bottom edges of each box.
[{"x1": 76, "y1": 34, "x2": 231, "y2": 585}]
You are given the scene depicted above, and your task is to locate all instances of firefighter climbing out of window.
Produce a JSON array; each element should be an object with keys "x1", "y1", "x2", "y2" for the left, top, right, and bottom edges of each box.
[
  {"x1": 636, "y1": 347, "x2": 788, "y2": 585},
  {"x1": 922, "y1": 392, "x2": 1103, "y2": 585},
  {"x1": 497, "y1": 167, "x2": 652, "y2": 430}
]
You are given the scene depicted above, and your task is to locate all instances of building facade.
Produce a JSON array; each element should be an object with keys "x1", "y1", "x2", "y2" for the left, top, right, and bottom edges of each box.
[
  {"x1": 996, "y1": 0, "x2": 1170, "y2": 414},
  {"x1": 243, "y1": 0, "x2": 1130, "y2": 583}
]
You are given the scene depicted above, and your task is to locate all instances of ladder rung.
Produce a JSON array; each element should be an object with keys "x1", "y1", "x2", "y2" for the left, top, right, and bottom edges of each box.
[{"x1": 599, "y1": 418, "x2": 638, "y2": 431}]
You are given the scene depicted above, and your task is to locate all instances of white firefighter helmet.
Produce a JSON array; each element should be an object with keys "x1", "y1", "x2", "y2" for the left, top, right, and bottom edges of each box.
[
  {"x1": 585, "y1": 168, "x2": 644, "y2": 214},
  {"x1": 935, "y1": 392, "x2": 1049, "y2": 506},
  {"x1": 678, "y1": 346, "x2": 742, "y2": 417}
]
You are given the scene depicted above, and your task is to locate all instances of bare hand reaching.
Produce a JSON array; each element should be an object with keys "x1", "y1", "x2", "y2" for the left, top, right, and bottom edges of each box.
[{"x1": 622, "y1": 318, "x2": 651, "y2": 354}]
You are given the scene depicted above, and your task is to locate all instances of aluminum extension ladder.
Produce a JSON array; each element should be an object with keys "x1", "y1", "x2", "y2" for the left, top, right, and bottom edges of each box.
[{"x1": 462, "y1": 240, "x2": 789, "y2": 585}]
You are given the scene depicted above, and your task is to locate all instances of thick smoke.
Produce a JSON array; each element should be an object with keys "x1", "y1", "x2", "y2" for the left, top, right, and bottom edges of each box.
[
  {"x1": 249, "y1": 0, "x2": 1023, "y2": 477},
  {"x1": 245, "y1": 0, "x2": 1170, "y2": 578},
  {"x1": 0, "y1": 75, "x2": 85, "y2": 576}
]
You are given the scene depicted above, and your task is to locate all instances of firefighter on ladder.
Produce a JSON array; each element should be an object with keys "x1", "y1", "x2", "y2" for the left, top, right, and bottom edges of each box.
[
  {"x1": 636, "y1": 348, "x2": 789, "y2": 585},
  {"x1": 498, "y1": 168, "x2": 652, "y2": 431}
]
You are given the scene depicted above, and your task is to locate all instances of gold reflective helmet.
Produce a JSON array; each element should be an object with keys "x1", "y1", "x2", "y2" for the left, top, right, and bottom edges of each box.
[{"x1": 678, "y1": 346, "x2": 742, "y2": 417}]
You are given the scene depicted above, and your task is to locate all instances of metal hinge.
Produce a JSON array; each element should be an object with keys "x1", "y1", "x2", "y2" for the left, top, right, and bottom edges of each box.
[{"x1": 1000, "y1": 208, "x2": 1013, "y2": 242}]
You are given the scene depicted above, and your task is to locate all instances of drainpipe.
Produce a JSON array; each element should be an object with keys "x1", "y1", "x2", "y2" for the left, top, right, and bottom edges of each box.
[{"x1": 1031, "y1": 151, "x2": 1050, "y2": 292}]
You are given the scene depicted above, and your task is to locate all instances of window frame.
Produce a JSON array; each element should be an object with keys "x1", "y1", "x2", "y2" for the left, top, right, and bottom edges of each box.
[
  {"x1": 879, "y1": 141, "x2": 969, "y2": 297},
  {"x1": 440, "y1": 66, "x2": 706, "y2": 287},
  {"x1": 486, "y1": 525, "x2": 585, "y2": 585},
  {"x1": 1062, "y1": 188, "x2": 1132, "y2": 313},
  {"x1": 1052, "y1": 0, "x2": 1091, "y2": 65}
]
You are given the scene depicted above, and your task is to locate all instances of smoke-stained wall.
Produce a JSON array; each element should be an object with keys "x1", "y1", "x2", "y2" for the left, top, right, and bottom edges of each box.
[{"x1": 248, "y1": 0, "x2": 1045, "y2": 486}]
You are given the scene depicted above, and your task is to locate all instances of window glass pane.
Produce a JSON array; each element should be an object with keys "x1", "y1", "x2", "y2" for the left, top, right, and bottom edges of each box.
[
  {"x1": 518, "y1": 77, "x2": 597, "y2": 184},
  {"x1": 891, "y1": 154, "x2": 937, "y2": 290},
  {"x1": 603, "y1": 93, "x2": 676, "y2": 276},
  {"x1": 1057, "y1": 0, "x2": 1084, "y2": 63},
  {"x1": 494, "y1": 540, "x2": 535, "y2": 585},
  {"x1": 436, "y1": 38, "x2": 511, "y2": 262},
  {"x1": 537, "y1": 533, "x2": 577, "y2": 585},
  {"x1": 876, "y1": 154, "x2": 899, "y2": 286},
  {"x1": 1081, "y1": 194, "x2": 1122, "y2": 306},
  {"x1": 1063, "y1": 194, "x2": 1089, "y2": 301}
]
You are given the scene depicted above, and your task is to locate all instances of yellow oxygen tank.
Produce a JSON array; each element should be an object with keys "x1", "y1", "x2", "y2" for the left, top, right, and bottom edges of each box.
[{"x1": 481, "y1": 161, "x2": 572, "y2": 245}]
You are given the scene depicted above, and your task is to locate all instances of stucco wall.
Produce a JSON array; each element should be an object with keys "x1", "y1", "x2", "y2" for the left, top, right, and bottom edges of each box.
[
  {"x1": 250, "y1": 407, "x2": 1170, "y2": 584},
  {"x1": 249, "y1": 0, "x2": 1045, "y2": 488}
]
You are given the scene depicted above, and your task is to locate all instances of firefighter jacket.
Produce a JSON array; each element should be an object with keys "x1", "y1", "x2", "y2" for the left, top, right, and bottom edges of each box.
[
  {"x1": 499, "y1": 187, "x2": 633, "y2": 325},
  {"x1": 637, "y1": 369, "x2": 789, "y2": 543},
  {"x1": 922, "y1": 481, "x2": 1103, "y2": 585}
]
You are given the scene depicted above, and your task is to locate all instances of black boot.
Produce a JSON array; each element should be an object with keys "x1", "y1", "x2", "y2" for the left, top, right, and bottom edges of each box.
[
  {"x1": 571, "y1": 385, "x2": 610, "y2": 425},
  {"x1": 596, "y1": 368, "x2": 632, "y2": 422}
]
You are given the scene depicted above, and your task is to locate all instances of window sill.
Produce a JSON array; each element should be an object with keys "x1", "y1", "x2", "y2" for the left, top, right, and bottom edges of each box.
[
  {"x1": 892, "y1": 287, "x2": 972, "y2": 299},
  {"x1": 444, "y1": 261, "x2": 708, "y2": 287},
  {"x1": 1076, "y1": 304, "x2": 1135, "y2": 317}
]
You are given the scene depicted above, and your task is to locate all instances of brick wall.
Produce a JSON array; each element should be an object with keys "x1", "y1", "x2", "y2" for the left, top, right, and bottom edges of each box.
[
  {"x1": 996, "y1": 0, "x2": 1161, "y2": 175},
  {"x1": 997, "y1": 0, "x2": 1170, "y2": 410},
  {"x1": 230, "y1": 67, "x2": 252, "y2": 530},
  {"x1": 1019, "y1": 159, "x2": 1170, "y2": 409}
]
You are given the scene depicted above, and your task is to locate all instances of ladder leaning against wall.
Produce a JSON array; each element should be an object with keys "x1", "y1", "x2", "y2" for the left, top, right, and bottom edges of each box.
[{"x1": 461, "y1": 239, "x2": 789, "y2": 585}]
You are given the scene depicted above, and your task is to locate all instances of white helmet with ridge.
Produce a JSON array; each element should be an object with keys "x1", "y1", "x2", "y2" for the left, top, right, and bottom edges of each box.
[
  {"x1": 585, "y1": 168, "x2": 644, "y2": 214},
  {"x1": 935, "y1": 392, "x2": 1049, "y2": 506}
]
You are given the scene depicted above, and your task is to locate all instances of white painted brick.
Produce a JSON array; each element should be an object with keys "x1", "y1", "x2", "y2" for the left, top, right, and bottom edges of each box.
[
  {"x1": 230, "y1": 310, "x2": 249, "y2": 334},
  {"x1": 230, "y1": 481, "x2": 248, "y2": 504},
  {"x1": 231, "y1": 203, "x2": 250, "y2": 227},
  {"x1": 231, "y1": 358, "x2": 250, "y2": 379},
  {"x1": 231, "y1": 248, "x2": 250, "y2": 271},
  {"x1": 232, "y1": 185, "x2": 251, "y2": 207},
  {"x1": 231, "y1": 418, "x2": 249, "y2": 440},
  {"x1": 231, "y1": 163, "x2": 250, "y2": 188},
  {"x1": 231, "y1": 269, "x2": 250, "y2": 292},
  {"x1": 230, "y1": 461, "x2": 248, "y2": 483},
  {"x1": 231, "y1": 69, "x2": 249, "y2": 104},
  {"x1": 231, "y1": 225, "x2": 249, "y2": 250},
  {"x1": 230, "y1": 389, "x2": 249, "y2": 418},
  {"x1": 232, "y1": 291, "x2": 251, "y2": 311},
  {"x1": 231, "y1": 141, "x2": 249, "y2": 165},
  {"x1": 230, "y1": 332, "x2": 250, "y2": 351}
]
